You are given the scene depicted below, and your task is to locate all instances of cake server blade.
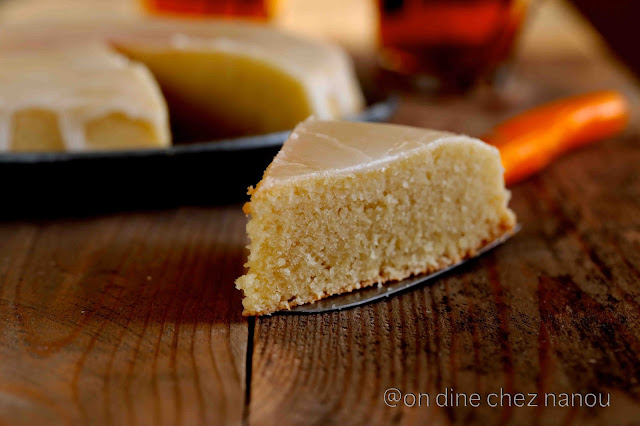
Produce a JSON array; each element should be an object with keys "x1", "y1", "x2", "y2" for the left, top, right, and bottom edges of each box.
[{"x1": 283, "y1": 225, "x2": 520, "y2": 314}]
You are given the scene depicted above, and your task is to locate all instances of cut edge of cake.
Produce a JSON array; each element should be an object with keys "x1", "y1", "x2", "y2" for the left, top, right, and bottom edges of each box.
[{"x1": 0, "y1": 42, "x2": 171, "y2": 152}]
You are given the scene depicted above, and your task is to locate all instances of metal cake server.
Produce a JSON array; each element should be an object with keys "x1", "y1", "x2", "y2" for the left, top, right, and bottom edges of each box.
[{"x1": 283, "y1": 225, "x2": 520, "y2": 314}]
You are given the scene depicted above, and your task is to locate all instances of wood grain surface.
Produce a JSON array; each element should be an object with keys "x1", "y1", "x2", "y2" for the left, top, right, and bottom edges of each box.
[
  {"x1": 0, "y1": 209, "x2": 249, "y2": 425},
  {"x1": 2, "y1": 1, "x2": 640, "y2": 425}
]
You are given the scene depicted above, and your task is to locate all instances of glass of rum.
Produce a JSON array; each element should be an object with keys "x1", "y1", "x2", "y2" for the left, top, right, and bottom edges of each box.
[{"x1": 377, "y1": 0, "x2": 531, "y2": 92}]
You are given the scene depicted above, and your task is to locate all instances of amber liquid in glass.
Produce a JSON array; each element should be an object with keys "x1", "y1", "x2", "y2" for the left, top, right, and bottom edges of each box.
[
  {"x1": 377, "y1": 0, "x2": 529, "y2": 91},
  {"x1": 143, "y1": 0, "x2": 271, "y2": 19}
]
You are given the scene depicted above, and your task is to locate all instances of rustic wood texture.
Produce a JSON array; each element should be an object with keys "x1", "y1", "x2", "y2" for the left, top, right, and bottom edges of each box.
[
  {"x1": 0, "y1": 208, "x2": 249, "y2": 425},
  {"x1": 1, "y1": 1, "x2": 640, "y2": 425}
]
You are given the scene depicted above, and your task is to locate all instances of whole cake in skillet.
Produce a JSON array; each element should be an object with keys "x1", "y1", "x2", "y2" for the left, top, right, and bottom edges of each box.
[
  {"x1": 0, "y1": 19, "x2": 364, "y2": 151},
  {"x1": 236, "y1": 119, "x2": 516, "y2": 315}
]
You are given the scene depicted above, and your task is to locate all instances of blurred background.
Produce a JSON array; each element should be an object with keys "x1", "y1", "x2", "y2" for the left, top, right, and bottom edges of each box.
[
  {"x1": 2, "y1": 0, "x2": 639, "y2": 115},
  {"x1": 1, "y1": 0, "x2": 638, "y2": 79}
]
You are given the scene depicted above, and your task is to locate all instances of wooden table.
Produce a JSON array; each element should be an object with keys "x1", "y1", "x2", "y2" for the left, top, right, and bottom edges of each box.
[{"x1": 1, "y1": 1, "x2": 640, "y2": 425}]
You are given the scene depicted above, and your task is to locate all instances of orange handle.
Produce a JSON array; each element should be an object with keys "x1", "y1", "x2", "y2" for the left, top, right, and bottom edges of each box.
[{"x1": 483, "y1": 91, "x2": 630, "y2": 185}]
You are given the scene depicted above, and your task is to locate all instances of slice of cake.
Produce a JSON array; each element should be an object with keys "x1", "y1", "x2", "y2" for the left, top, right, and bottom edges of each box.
[
  {"x1": 0, "y1": 19, "x2": 364, "y2": 148},
  {"x1": 0, "y1": 43, "x2": 169, "y2": 152},
  {"x1": 236, "y1": 119, "x2": 516, "y2": 315}
]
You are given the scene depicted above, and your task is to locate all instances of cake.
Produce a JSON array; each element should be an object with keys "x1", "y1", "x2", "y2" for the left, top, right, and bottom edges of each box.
[
  {"x1": 236, "y1": 119, "x2": 516, "y2": 315},
  {"x1": 0, "y1": 19, "x2": 364, "y2": 151},
  {"x1": 0, "y1": 43, "x2": 169, "y2": 152}
]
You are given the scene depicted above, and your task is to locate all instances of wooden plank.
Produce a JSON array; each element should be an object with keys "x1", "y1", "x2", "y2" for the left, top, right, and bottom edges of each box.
[{"x1": 0, "y1": 207, "x2": 249, "y2": 426}]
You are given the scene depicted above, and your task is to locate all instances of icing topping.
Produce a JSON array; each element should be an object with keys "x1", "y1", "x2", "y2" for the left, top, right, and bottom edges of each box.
[{"x1": 259, "y1": 119, "x2": 498, "y2": 190}]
